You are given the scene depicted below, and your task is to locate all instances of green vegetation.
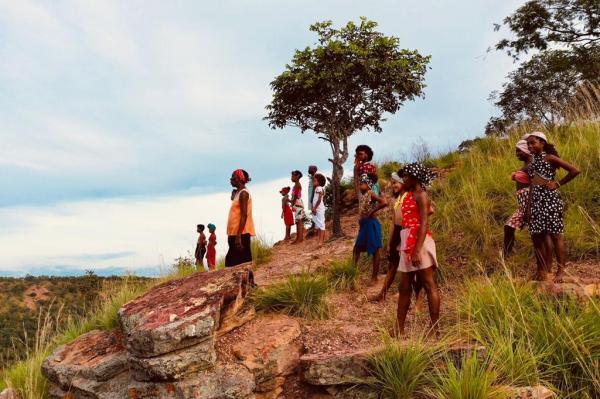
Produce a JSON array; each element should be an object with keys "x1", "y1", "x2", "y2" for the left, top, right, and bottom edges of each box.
[
  {"x1": 431, "y1": 355, "x2": 504, "y2": 399},
  {"x1": 427, "y1": 122, "x2": 600, "y2": 267},
  {"x1": 458, "y1": 275, "x2": 600, "y2": 397},
  {"x1": 251, "y1": 235, "x2": 273, "y2": 265},
  {"x1": 253, "y1": 273, "x2": 329, "y2": 319},
  {"x1": 366, "y1": 335, "x2": 441, "y2": 399},
  {"x1": 327, "y1": 258, "x2": 359, "y2": 290}
]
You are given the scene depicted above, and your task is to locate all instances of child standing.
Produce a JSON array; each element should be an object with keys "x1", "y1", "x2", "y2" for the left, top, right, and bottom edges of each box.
[
  {"x1": 353, "y1": 173, "x2": 387, "y2": 285},
  {"x1": 291, "y1": 170, "x2": 305, "y2": 244},
  {"x1": 280, "y1": 187, "x2": 294, "y2": 240},
  {"x1": 312, "y1": 173, "x2": 327, "y2": 245},
  {"x1": 195, "y1": 224, "x2": 207, "y2": 271},
  {"x1": 206, "y1": 223, "x2": 217, "y2": 270}
]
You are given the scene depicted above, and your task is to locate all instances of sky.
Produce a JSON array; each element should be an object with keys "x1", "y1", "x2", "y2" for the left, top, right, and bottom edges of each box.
[{"x1": 0, "y1": 0, "x2": 524, "y2": 276}]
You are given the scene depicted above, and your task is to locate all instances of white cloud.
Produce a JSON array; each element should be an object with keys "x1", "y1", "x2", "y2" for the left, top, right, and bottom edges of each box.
[{"x1": 0, "y1": 176, "x2": 294, "y2": 275}]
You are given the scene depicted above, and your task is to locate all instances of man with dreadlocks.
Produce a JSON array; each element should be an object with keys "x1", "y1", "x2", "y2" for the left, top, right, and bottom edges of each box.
[
  {"x1": 394, "y1": 163, "x2": 440, "y2": 338},
  {"x1": 353, "y1": 173, "x2": 387, "y2": 285}
]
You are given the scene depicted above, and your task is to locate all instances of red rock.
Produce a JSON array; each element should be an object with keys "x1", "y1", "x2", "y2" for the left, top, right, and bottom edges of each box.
[
  {"x1": 232, "y1": 315, "x2": 302, "y2": 393},
  {"x1": 42, "y1": 329, "x2": 128, "y2": 390},
  {"x1": 118, "y1": 267, "x2": 251, "y2": 357},
  {"x1": 128, "y1": 339, "x2": 216, "y2": 382},
  {"x1": 47, "y1": 372, "x2": 129, "y2": 399}
]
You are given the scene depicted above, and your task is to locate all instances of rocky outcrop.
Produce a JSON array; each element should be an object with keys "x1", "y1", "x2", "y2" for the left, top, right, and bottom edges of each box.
[
  {"x1": 232, "y1": 315, "x2": 302, "y2": 396},
  {"x1": 118, "y1": 267, "x2": 251, "y2": 357},
  {"x1": 42, "y1": 267, "x2": 256, "y2": 399},
  {"x1": 0, "y1": 388, "x2": 18, "y2": 399},
  {"x1": 506, "y1": 385, "x2": 555, "y2": 398},
  {"x1": 300, "y1": 349, "x2": 370, "y2": 386}
]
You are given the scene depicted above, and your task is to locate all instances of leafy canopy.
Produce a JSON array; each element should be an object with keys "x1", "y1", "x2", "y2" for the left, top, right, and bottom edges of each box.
[{"x1": 265, "y1": 17, "x2": 430, "y2": 137}]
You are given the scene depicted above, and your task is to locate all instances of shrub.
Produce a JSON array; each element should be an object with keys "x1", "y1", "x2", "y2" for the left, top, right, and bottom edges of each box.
[
  {"x1": 366, "y1": 334, "x2": 441, "y2": 399},
  {"x1": 253, "y1": 273, "x2": 328, "y2": 319},
  {"x1": 431, "y1": 354, "x2": 504, "y2": 399},
  {"x1": 327, "y1": 258, "x2": 359, "y2": 290}
]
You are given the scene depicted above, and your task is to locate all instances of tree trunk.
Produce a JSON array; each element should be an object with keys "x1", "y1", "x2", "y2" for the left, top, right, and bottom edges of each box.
[{"x1": 329, "y1": 135, "x2": 349, "y2": 238}]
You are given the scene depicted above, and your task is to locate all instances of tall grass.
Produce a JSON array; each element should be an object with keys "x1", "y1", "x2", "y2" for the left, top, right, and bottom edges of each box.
[
  {"x1": 253, "y1": 273, "x2": 329, "y2": 319},
  {"x1": 252, "y1": 234, "x2": 273, "y2": 265},
  {"x1": 431, "y1": 354, "x2": 505, "y2": 399},
  {"x1": 458, "y1": 275, "x2": 600, "y2": 397},
  {"x1": 366, "y1": 334, "x2": 441, "y2": 399},
  {"x1": 327, "y1": 257, "x2": 359, "y2": 290},
  {"x1": 0, "y1": 261, "x2": 201, "y2": 399},
  {"x1": 428, "y1": 122, "x2": 600, "y2": 267}
]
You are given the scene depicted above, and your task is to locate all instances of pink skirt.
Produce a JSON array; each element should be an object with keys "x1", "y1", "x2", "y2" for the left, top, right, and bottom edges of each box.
[{"x1": 397, "y1": 228, "x2": 438, "y2": 272}]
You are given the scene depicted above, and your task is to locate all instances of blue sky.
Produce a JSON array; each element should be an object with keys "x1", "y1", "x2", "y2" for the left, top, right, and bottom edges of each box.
[{"x1": 0, "y1": 0, "x2": 524, "y2": 275}]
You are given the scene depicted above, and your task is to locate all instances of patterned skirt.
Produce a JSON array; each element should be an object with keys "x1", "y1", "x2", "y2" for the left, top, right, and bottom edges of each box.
[
  {"x1": 529, "y1": 185, "x2": 564, "y2": 235},
  {"x1": 505, "y1": 187, "x2": 530, "y2": 230}
]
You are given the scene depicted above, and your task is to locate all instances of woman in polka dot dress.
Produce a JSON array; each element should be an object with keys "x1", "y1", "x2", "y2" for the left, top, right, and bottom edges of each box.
[{"x1": 526, "y1": 132, "x2": 580, "y2": 282}]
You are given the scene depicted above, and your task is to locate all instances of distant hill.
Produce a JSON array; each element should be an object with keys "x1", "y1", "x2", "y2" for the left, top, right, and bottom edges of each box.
[{"x1": 0, "y1": 274, "x2": 151, "y2": 369}]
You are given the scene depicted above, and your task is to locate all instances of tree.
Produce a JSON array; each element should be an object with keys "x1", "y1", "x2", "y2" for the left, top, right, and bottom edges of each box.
[
  {"x1": 489, "y1": 0, "x2": 600, "y2": 136},
  {"x1": 265, "y1": 18, "x2": 430, "y2": 236}
]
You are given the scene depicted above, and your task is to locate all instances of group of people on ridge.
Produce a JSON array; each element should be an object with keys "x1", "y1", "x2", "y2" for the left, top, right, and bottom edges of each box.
[
  {"x1": 279, "y1": 166, "x2": 327, "y2": 245},
  {"x1": 194, "y1": 131, "x2": 579, "y2": 337},
  {"x1": 503, "y1": 131, "x2": 580, "y2": 282}
]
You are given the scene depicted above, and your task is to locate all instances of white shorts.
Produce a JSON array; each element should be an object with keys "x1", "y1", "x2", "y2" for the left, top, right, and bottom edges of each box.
[{"x1": 312, "y1": 209, "x2": 325, "y2": 230}]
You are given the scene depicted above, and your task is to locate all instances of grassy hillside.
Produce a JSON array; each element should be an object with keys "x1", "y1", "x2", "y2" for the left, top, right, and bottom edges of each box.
[
  {"x1": 0, "y1": 275, "x2": 150, "y2": 369},
  {"x1": 429, "y1": 122, "x2": 599, "y2": 272},
  {"x1": 1, "y1": 121, "x2": 598, "y2": 397}
]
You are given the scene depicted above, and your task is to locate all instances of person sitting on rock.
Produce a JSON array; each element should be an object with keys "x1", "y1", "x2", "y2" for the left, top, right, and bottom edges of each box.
[{"x1": 353, "y1": 173, "x2": 387, "y2": 285}]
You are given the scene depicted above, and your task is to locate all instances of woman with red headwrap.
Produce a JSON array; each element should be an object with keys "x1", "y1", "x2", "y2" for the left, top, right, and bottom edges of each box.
[{"x1": 226, "y1": 169, "x2": 255, "y2": 269}]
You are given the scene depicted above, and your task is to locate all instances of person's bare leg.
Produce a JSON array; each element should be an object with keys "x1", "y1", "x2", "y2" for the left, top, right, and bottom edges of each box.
[
  {"x1": 551, "y1": 233, "x2": 566, "y2": 283},
  {"x1": 320, "y1": 229, "x2": 326, "y2": 245},
  {"x1": 285, "y1": 225, "x2": 291, "y2": 240},
  {"x1": 394, "y1": 272, "x2": 414, "y2": 337},
  {"x1": 417, "y1": 267, "x2": 440, "y2": 338},
  {"x1": 503, "y1": 225, "x2": 516, "y2": 258},
  {"x1": 413, "y1": 275, "x2": 424, "y2": 312},
  {"x1": 371, "y1": 262, "x2": 397, "y2": 302},
  {"x1": 297, "y1": 222, "x2": 304, "y2": 243},
  {"x1": 531, "y1": 234, "x2": 548, "y2": 281},
  {"x1": 352, "y1": 247, "x2": 361, "y2": 268},
  {"x1": 370, "y1": 249, "x2": 380, "y2": 285}
]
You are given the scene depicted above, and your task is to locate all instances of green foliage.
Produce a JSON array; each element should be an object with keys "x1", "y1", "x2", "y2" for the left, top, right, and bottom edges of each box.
[
  {"x1": 251, "y1": 235, "x2": 273, "y2": 265},
  {"x1": 431, "y1": 354, "x2": 504, "y2": 399},
  {"x1": 458, "y1": 276, "x2": 600, "y2": 397},
  {"x1": 265, "y1": 17, "x2": 430, "y2": 236},
  {"x1": 489, "y1": 0, "x2": 600, "y2": 135},
  {"x1": 327, "y1": 258, "x2": 359, "y2": 290},
  {"x1": 172, "y1": 255, "x2": 199, "y2": 276},
  {"x1": 253, "y1": 273, "x2": 329, "y2": 319},
  {"x1": 366, "y1": 334, "x2": 441, "y2": 399}
]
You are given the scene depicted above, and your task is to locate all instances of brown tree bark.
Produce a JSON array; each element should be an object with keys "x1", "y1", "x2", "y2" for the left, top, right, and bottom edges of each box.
[{"x1": 329, "y1": 135, "x2": 349, "y2": 237}]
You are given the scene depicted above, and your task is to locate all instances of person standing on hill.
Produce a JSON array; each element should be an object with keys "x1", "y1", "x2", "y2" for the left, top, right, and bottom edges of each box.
[
  {"x1": 280, "y1": 186, "x2": 294, "y2": 240},
  {"x1": 206, "y1": 223, "x2": 217, "y2": 271},
  {"x1": 311, "y1": 173, "x2": 327, "y2": 245},
  {"x1": 353, "y1": 173, "x2": 387, "y2": 285},
  {"x1": 226, "y1": 169, "x2": 256, "y2": 268},
  {"x1": 307, "y1": 165, "x2": 318, "y2": 212},
  {"x1": 526, "y1": 132, "x2": 580, "y2": 282},
  {"x1": 290, "y1": 170, "x2": 305, "y2": 244},
  {"x1": 354, "y1": 145, "x2": 380, "y2": 196},
  {"x1": 195, "y1": 224, "x2": 207, "y2": 271},
  {"x1": 395, "y1": 163, "x2": 440, "y2": 338},
  {"x1": 503, "y1": 139, "x2": 533, "y2": 257}
]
